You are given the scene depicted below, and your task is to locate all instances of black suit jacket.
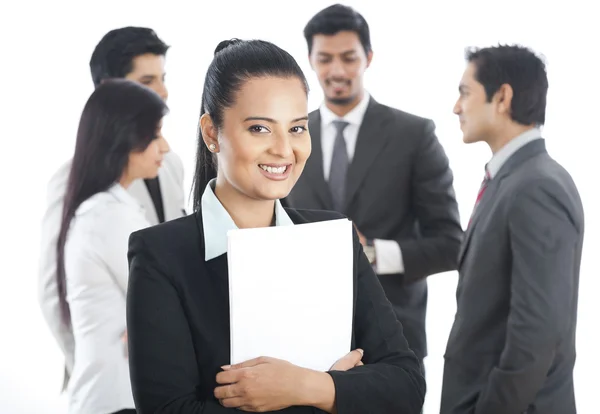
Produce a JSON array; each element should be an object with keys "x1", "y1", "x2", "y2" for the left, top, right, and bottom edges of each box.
[
  {"x1": 284, "y1": 97, "x2": 463, "y2": 360},
  {"x1": 441, "y1": 139, "x2": 584, "y2": 414},
  {"x1": 126, "y1": 208, "x2": 425, "y2": 414}
]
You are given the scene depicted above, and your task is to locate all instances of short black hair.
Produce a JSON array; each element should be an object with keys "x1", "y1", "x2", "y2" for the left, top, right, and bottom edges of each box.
[
  {"x1": 303, "y1": 4, "x2": 371, "y2": 55},
  {"x1": 89, "y1": 26, "x2": 169, "y2": 88},
  {"x1": 466, "y1": 44, "x2": 548, "y2": 126}
]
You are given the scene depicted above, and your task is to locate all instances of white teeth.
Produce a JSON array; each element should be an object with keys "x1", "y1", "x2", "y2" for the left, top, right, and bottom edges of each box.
[{"x1": 260, "y1": 165, "x2": 287, "y2": 174}]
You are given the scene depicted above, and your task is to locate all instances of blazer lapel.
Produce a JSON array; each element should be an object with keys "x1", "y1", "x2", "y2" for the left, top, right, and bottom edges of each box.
[
  {"x1": 304, "y1": 111, "x2": 334, "y2": 209},
  {"x1": 344, "y1": 98, "x2": 391, "y2": 210},
  {"x1": 457, "y1": 178, "x2": 499, "y2": 266},
  {"x1": 457, "y1": 139, "x2": 548, "y2": 267}
]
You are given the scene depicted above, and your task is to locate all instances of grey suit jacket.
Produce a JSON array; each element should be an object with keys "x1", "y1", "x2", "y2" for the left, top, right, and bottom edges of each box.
[
  {"x1": 284, "y1": 97, "x2": 463, "y2": 360},
  {"x1": 441, "y1": 139, "x2": 584, "y2": 414}
]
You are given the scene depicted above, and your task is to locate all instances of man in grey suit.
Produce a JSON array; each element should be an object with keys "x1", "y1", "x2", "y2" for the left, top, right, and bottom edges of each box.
[
  {"x1": 284, "y1": 4, "x2": 463, "y2": 372},
  {"x1": 441, "y1": 45, "x2": 584, "y2": 414}
]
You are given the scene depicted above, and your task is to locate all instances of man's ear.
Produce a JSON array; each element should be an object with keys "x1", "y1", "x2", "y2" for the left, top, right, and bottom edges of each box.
[
  {"x1": 308, "y1": 53, "x2": 315, "y2": 70},
  {"x1": 366, "y1": 50, "x2": 373, "y2": 69},
  {"x1": 494, "y1": 83, "x2": 514, "y2": 115}
]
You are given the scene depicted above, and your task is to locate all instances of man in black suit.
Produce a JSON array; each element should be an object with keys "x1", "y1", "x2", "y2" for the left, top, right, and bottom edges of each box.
[
  {"x1": 284, "y1": 4, "x2": 463, "y2": 372},
  {"x1": 441, "y1": 45, "x2": 584, "y2": 414}
]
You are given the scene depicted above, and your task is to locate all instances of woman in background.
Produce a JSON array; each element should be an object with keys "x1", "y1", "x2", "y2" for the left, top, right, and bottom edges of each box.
[
  {"x1": 127, "y1": 39, "x2": 425, "y2": 413},
  {"x1": 56, "y1": 78, "x2": 170, "y2": 414}
]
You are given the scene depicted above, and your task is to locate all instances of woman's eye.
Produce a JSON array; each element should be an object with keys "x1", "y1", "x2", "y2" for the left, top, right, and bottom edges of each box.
[
  {"x1": 249, "y1": 125, "x2": 268, "y2": 133},
  {"x1": 291, "y1": 126, "x2": 307, "y2": 134}
]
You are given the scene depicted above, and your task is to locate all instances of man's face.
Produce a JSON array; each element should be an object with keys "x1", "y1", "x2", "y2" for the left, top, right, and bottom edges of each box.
[
  {"x1": 453, "y1": 63, "x2": 497, "y2": 144},
  {"x1": 309, "y1": 31, "x2": 372, "y2": 107},
  {"x1": 125, "y1": 53, "x2": 168, "y2": 101}
]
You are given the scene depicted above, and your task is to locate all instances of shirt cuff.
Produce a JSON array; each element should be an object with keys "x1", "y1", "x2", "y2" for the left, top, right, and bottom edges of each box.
[{"x1": 373, "y1": 239, "x2": 404, "y2": 274}]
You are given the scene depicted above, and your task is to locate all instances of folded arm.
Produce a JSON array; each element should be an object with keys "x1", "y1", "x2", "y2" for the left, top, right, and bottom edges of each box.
[
  {"x1": 127, "y1": 232, "x2": 237, "y2": 413},
  {"x1": 127, "y1": 232, "x2": 323, "y2": 414},
  {"x1": 327, "y1": 228, "x2": 426, "y2": 413}
]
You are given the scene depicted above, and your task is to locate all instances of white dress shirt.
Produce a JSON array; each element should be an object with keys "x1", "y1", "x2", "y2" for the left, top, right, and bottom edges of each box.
[
  {"x1": 201, "y1": 179, "x2": 294, "y2": 260},
  {"x1": 486, "y1": 127, "x2": 543, "y2": 178},
  {"x1": 319, "y1": 92, "x2": 404, "y2": 274},
  {"x1": 64, "y1": 184, "x2": 150, "y2": 414}
]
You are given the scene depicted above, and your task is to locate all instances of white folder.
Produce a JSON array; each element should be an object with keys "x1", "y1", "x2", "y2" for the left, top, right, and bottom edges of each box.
[{"x1": 227, "y1": 218, "x2": 354, "y2": 372}]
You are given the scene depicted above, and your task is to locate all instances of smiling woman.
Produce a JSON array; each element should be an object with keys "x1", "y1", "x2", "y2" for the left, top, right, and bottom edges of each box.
[
  {"x1": 125, "y1": 38, "x2": 425, "y2": 414},
  {"x1": 199, "y1": 75, "x2": 311, "y2": 210}
]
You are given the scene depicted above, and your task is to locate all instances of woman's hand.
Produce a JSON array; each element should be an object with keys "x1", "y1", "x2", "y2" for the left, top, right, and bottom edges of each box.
[
  {"x1": 330, "y1": 349, "x2": 364, "y2": 371},
  {"x1": 214, "y1": 356, "x2": 309, "y2": 412},
  {"x1": 214, "y1": 350, "x2": 364, "y2": 413}
]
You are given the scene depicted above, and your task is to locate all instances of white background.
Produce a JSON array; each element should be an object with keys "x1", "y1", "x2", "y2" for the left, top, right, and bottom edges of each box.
[{"x1": 1, "y1": 0, "x2": 598, "y2": 412}]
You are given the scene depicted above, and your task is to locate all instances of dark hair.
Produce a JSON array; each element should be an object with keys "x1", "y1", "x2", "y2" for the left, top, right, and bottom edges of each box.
[
  {"x1": 303, "y1": 4, "x2": 371, "y2": 55},
  {"x1": 191, "y1": 39, "x2": 309, "y2": 210},
  {"x1": 90, "y1": 26, "x2": 169, "y2": 88},
  {"x1": 466, "y1": 44, "x2": 548, "y2": 126},
  {"x1": 56, "y1": 79, "x2": 167, "y2": 326}
]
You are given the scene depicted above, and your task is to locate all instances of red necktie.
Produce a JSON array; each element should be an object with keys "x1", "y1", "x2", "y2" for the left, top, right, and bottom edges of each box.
[{"x1": 468, "y1": 169, "x2": 491, "y2": 227}]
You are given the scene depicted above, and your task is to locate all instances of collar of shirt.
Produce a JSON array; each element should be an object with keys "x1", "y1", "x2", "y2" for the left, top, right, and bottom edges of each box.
[
  {"x1": 319, "y1": 90, "x2": 371, "y2": 127},
  {"x1": 201, "y1": 179, "x2": 295, "y2": 261},
  {"x1": 486, "y1": 127, "x2": 543, "y2": 179},
  {"x1": 77, "y1": 183, "x2": 144, "y2": 216},
  {"x1": 318, "y1": 91, "x2": 371, "y2": 180}
]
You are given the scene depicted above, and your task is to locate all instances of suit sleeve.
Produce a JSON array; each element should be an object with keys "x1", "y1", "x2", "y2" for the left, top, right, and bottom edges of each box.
[
  {"x1": 474, "y1": 180, "x2": 581, "y2": 414},
  {"x1": 327, "y1": 228, "x2": 426, "y2": 413},
  {"x1": 397, "y1": 120, "x2": 463, "y2": 283},
  {"x1": 127, "y1": 232, "x2": 321, "y2": 414}
]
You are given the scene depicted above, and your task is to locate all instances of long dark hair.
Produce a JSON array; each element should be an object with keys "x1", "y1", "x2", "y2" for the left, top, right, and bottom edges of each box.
[
  {"x1": 56, "y1": 79, "x2": 167, "y2": 326},
  {"x1": 191, "y1": 39, "x2": 309, "y2": 210}
]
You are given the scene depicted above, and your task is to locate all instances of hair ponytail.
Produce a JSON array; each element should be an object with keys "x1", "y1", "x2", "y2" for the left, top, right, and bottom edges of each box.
[
  {"x1": 56, "y1": 193, "x2": 76, "y2": 326},
  {"x1": 190, "y1": 38, "x2": 308, "y2": 211}
]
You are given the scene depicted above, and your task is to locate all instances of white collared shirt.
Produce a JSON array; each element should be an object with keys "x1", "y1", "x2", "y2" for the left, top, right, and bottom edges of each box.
[
  {"x1": 64, "y1": 184, "x2": 150, "y2": 414},
  {"x1": 319, "y1": 91, "x2": 371, "y2": 181},
  {"x1": 37, "y1": 151, "x2": 186, "y2": 393},
  {"x1": 319, "y1": 92, "x2": 403, "y2": 275},
  {"x1": 201, "y1": 179, "x2": 295, "y2": 261},
  {"x1": 486, "y1": 127, "x2": 543, "y2": 178}
]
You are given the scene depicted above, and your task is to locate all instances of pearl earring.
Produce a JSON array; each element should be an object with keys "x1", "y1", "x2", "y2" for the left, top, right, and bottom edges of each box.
[{"x1": 208, "y1": 143, "x2": 216, "y2": 152}]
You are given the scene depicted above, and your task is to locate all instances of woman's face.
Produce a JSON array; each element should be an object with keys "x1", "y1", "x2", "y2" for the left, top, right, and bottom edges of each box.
[
  {"x1": 202, "y1": 76, "x2": 311, "y2": 201},
  {"x1": 126, "y1": 120, "x2": 170, "y2": 181}
]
